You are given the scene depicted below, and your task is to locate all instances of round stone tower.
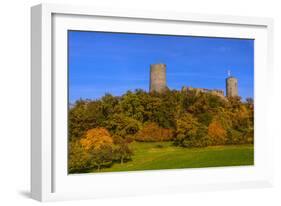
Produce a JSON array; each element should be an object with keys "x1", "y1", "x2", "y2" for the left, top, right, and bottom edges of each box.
[
  {"x1": 226, "y1": 76, "x2": 238, "y2": 97},
  {"x1": 149, "y1": 63, "x2": 167, "y2": 93}
]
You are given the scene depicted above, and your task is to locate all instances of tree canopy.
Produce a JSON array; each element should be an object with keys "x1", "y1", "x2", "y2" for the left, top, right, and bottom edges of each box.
[{"x1": 68, "y1": 89, "x2": 254, "y2": 173}]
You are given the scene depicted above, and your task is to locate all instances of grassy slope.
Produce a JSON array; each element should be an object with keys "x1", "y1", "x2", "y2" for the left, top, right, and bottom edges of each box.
[{"x1": 98, "y1": 142, "x2": 254, "y2": 173}]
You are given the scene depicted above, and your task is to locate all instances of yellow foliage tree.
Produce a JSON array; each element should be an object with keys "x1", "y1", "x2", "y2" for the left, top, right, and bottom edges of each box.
[
  {"x1": 208, "y1": 120, "x2": 227, "y2": 145},
  {"x1": 78, "y1": 128, "x2": 115, "y2": 171},
  {"x1": 80, "y1": 128, "x2": 113, "y2": 151}
]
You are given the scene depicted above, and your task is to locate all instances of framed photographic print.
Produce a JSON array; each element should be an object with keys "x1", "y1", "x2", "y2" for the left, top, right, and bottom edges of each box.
[{"x1": 31, "y1": 3, "x2": 274, "y2": 201}]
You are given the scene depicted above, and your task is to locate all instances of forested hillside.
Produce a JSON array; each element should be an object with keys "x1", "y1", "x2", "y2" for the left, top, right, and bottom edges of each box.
[{"x1": 68, "y1": 89, "x2": 254, "y2": 173}]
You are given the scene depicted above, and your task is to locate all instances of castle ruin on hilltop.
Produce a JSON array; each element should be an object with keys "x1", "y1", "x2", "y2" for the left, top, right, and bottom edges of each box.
[{"x1": 149, "y1": 63, "x2": 238, "y2": 98}]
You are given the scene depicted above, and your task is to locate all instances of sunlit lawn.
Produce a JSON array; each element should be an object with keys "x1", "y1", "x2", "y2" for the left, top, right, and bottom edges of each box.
[{"x1": 95, "y1": 142, "x2": 254, "y2": 173}]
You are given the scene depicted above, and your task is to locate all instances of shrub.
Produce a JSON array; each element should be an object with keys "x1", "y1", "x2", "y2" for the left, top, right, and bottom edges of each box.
[
  {"x1": 226, "y1": 129, "x2": 243, "y2": 144},
  {"x1": 155, "y1": 144, "x2": 164, "y2": 148},
  {"x1": 244, "y1": 128, "x2": 254, "y2": 144},
  {"x1": 135, "y1": 122, "x2": 174, "y2": 142},
  {"x1": 226, "y1": 128, "x2": 253, "y2": 145}
]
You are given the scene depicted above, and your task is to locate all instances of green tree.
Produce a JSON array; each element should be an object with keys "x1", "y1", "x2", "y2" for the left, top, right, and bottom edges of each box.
[
  {"x1": 105, "y1": 113, "x2": 141, "y2": 138},
  {"x1": 101, "y1": 93, "x2": 120, "y2": 118},
  {"x1": 120, "y1": 91, "x2": 145, "y2": 122},
  {"x1": 174, "y1": 113, "x2": 208, "y2": 147},
  {"x1": 68, "y1": 100, "x2": 89, "y2": 141},
  {"x1": 68, "y1": 139, "x2": 90, "y2": 173},
  {"x1": 89, "y1": 145, "x2": 114, "y2": 171},
  {"x1": 113, "y1": 136, "x2": 133, "y2": 164}
]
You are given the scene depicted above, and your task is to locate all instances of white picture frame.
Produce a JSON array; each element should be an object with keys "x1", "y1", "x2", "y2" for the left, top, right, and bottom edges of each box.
[{"x1": 31, "y1": 3, "x2": 274, "y2": 202}]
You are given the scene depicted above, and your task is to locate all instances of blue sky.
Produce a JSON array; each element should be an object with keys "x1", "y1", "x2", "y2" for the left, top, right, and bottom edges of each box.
[{"x1": 68, "y1": 31, "x2": 254, "y2": 102}]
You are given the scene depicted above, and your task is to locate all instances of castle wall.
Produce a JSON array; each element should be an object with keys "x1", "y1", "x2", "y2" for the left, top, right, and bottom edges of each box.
[
  {"x1": 149, "y1": 64, "x2": 167, "y2": 93},
  {"x1": 182, "y1": 86, "x2": 225, "y2": 98}
]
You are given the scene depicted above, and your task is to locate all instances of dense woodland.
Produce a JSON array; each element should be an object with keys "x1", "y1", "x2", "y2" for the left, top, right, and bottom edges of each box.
[{"x1": 68, "y1": 89, "x2": 254, "y2": 173}]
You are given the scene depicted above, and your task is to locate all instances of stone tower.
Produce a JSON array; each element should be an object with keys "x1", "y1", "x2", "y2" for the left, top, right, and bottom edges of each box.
[
  {"x1": 226, "y1": 75, "x2": 238, "y2": 97},
  {"x1": 149, "y1": 63, "x2": 167, "y2": 93}
]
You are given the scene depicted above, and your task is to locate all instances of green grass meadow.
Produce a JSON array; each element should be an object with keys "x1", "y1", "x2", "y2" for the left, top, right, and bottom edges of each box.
[{"x1": 96, "y1": 142, "x2": 254, "y2": 173}]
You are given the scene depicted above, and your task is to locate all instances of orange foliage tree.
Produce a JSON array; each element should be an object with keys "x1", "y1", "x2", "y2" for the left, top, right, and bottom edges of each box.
[
  {"x1": 135, "y1": 122, "x2": 173, "y2": 142},
  {"x1": 80, "y1": 128, "x2": 113, "y2": 151},
  {"x1": 79, "y1": 128, "x2": 114, "y2": 171},
  {"x1": 208, "y1": 120, "x2": 227, "y2": 145}
]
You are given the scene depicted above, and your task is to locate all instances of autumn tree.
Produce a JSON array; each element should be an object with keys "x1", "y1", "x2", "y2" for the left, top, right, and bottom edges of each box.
[
  {"x1": 80, "y1": 128, "x2": 113, "y2": 150},
  {"x1": 80, "y1": 128, "x2": 114, "y2": 171},
  {"x1": 208, "y1": 120, "x2": 227, "y2": 145},
  {"x1": 135, "y1": 122, "x2": 173, "y2": 142}
]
